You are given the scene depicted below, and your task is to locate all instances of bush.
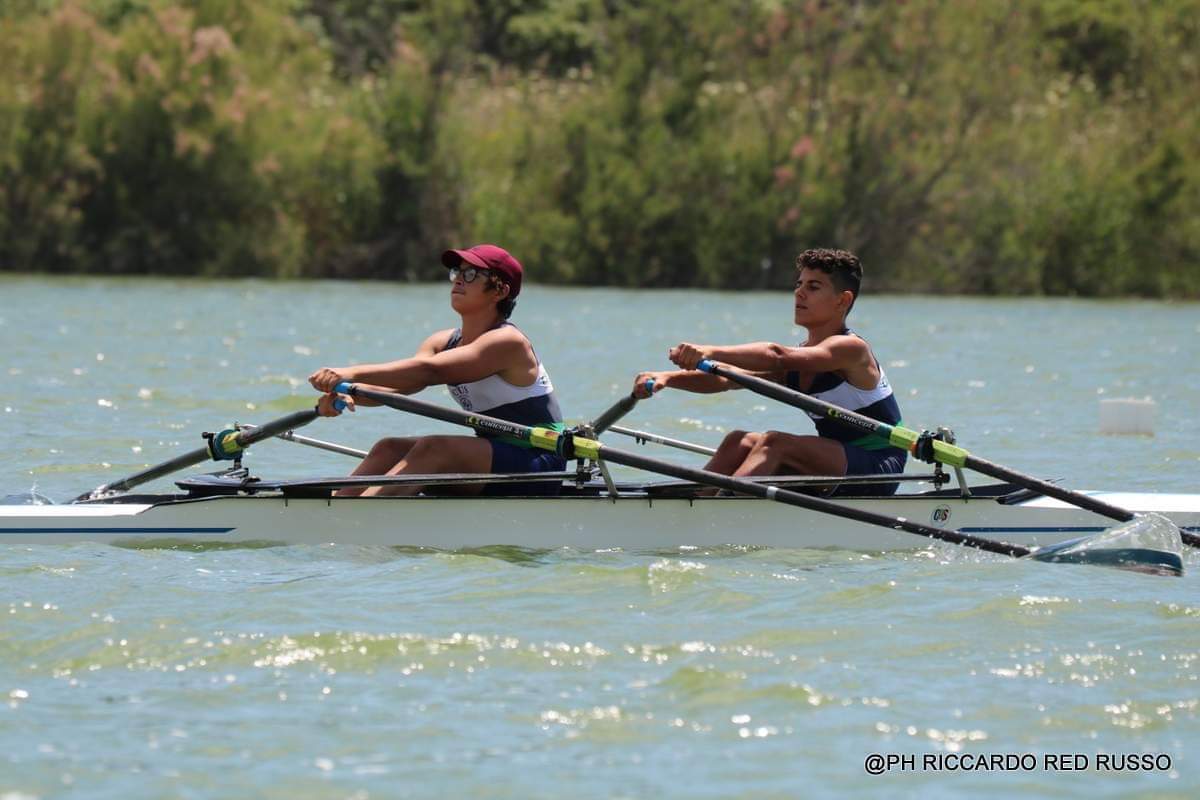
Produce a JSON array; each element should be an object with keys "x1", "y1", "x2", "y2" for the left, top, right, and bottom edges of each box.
[{"x1": 2, "y1": 0, "x2": 1197, "y2": 297}]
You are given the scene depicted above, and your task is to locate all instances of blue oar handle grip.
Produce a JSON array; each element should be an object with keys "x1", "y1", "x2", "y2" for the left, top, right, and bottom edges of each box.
[
  {"x1": 696, "y1": 359, "x2": 717, "y2": 374},
  {"x1": 644, "y1": 378, "x2": 657, "y2": 395},
  {"x1": 332, "y1": 381, "x2": 356, "y2": 411}
]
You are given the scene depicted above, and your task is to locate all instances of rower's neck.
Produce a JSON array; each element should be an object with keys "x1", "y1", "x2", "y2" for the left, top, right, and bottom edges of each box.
[
  {"x1": 802, "y1": 318, "x2": 849, "y2": 346},
  {"x1": 458, "y1": 311, "x2": 505, "y2": 344}
]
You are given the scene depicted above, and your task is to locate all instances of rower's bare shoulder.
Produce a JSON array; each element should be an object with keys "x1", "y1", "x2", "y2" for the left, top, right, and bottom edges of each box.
[
  {"x1": 825, "y1": 334, "x2": 871, "y2": 362},
  {"x1": 476, "y1": 326, "x2": 537, "y2": 364},
  {"x1": 471, "y1": 325, "x2": 527, "y2": 350},
  {"x1": 422, "y1": 328, "x2": 458, "y2": 355}
]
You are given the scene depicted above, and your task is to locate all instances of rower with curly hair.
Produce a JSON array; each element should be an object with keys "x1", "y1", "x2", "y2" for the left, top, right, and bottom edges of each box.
[{"x1": 633, "y1": 248, "x2": 907, "y2": 495}]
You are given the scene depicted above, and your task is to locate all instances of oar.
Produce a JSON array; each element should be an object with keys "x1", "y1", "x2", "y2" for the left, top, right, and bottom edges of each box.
[
  {"x1": 586, "y1": 382, "x2": 717, "y2": 455},
  {"x1": 693, "y1": 359, "x2": 1199, "y2": 550},
  {"x1": 74, "y1": 407, "x2": 323, "y2": 502},
  {"x1": 588, "y1": 391, "x2": 642, "y2": 434},
  {"x1": 333, "y1": 382, "x2": 1183, "y2": 576}
]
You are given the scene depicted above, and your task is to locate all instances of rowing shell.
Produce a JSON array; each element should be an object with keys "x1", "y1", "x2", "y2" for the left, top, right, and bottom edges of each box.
[{"x1": 4, "y1": 481, "x2": 1198, "y2": 550}]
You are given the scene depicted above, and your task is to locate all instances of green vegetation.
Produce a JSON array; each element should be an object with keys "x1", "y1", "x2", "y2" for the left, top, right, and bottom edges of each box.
[{"x1": 2, "y1": 0, "x2": 1197, "y2": 295}]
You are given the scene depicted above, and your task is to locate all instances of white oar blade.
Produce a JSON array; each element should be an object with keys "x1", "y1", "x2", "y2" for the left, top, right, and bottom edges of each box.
[{"x1": 1029, "y1": 513, "x2": 1184, "y2": 576}]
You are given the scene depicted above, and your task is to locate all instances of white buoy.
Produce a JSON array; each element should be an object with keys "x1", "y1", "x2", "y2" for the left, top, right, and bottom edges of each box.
[{"x1": 1099, "y1": 397, "x2": 1157, "y2": 436}]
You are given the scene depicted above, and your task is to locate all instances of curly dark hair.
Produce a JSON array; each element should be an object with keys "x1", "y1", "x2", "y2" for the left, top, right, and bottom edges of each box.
[
  {"x1": 483, "y1": 272, "x2": 517, "y2": 320},
  {"x1": 795, "y1": 248, "x2": 863, "y2": 312}
]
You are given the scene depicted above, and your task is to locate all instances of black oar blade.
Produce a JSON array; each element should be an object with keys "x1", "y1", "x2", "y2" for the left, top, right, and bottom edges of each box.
[{"x1": 1027, "y1": 513, "x2": 1184, "y2": 577}]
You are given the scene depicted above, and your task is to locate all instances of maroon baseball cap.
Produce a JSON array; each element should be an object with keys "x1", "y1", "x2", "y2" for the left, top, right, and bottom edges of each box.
[{"x1": 441, "y1": 244, "x2": 523, "y2": 298}]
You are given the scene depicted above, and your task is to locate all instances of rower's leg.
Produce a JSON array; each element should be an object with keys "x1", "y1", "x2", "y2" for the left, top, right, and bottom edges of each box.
[
  {"x1": 733, "y1": 431, "x2": 847, "y2": 477},
  {"x1": 692, "y1": 430, "x2": 764, "y2": 496},
  {"x1": 336, "y1": 437, "x2": 419, "y2": 497},
  {"x1": 360, "y1": 435, "x2": 494, "y2": 497},
  {"x1": 704, "y1": 430, "x2": 763, "y2": 474}
]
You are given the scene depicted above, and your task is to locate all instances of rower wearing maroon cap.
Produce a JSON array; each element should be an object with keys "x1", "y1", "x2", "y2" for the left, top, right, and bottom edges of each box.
[{"x1": 307, "y1": 244, "x2": 567, "y2": 497}]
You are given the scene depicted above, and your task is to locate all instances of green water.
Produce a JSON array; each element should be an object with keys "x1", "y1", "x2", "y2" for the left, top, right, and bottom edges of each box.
[{"x1": 1, "y1": 275, "x2": 1198, "y2": 798}]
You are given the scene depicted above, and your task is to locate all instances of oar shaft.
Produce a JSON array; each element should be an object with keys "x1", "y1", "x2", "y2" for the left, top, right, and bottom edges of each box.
[
  {"x1": 235, "y1": 408, "x2": 323, "y2": 446},
  {"x1": 596, "y1": 446, "x2": 1030, "y2": 557},
  {"x1": 77, "y1": 408, "x2": 320, "y2": 501},
  {"x1": 589, "y1": 393, "x2": 641, "y2": 434},
  {"x1": 84, "y1": 445, "x2": 214, "y2": 498},
  {"x1": 337, "y1": 383, "x2": 1031, "y2": 558},
  {"x1": 962, "y1": 453, "x2": 1134, "y2": 522},
  {"x1": 336, "y1": 383, "x2": 560, "y2": 449},
  {"x1": 697, "y1": 359, "x2": 906, "y2": 443}
]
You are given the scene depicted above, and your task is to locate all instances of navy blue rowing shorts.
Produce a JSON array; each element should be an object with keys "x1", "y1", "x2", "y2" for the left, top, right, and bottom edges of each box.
[
  {"x1": 484, "y1": 440, "x2": 567, "y2": 496},
  {"x1": 833, "y1": 444, "x2": 907, "y2": 497}
]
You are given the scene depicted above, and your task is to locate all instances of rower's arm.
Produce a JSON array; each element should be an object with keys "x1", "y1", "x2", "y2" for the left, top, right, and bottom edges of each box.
[
  {"x1": 698, "y1": 342, "x2": 790, "y2": 372},
  {"x1": 684, "y1": 338, "x2": 869, "y2": 374},
  {"x1": 655, "y1": 370, "x2": 738, "y2": 393},
  {"x1": 773, "y1": 336, "x2": 869, "y2": 373},
  {"x1": 311, "y1": 329, "x2": 452, "y2": 402},
  {"x1": 346, "y1": 328, "x2": 528, "y2": 393},
  {"x1": 636, "y1": 368, "x2": 782, "y2": 396}
]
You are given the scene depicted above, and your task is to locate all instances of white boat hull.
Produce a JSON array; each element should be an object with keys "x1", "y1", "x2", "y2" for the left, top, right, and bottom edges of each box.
[{"x1": 3, "y1": 491, "x2": 1199, "y2": 551}]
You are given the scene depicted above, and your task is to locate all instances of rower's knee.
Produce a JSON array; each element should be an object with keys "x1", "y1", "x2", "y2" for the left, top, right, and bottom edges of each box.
[
  {"x1": 755, "y1": 430, "x2": 788, "y2": 450},
  {"x1": 367, "y1": 437, "x2": 410, "y2": 460},
  {"x1": 721, "y1": 429, "x2": 762, "y2": 449},
  {"x1": 719, "y1": 429, "x2": 746, "y2": 446},
  {"x1": 715, "y1": 430, "x2": 759, "y2": 461}
]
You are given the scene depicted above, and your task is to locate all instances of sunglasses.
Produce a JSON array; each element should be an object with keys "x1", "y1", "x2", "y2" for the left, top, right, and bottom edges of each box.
[{"x1": 448, "y1": 266, "x2": 492, "y2": 284}]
